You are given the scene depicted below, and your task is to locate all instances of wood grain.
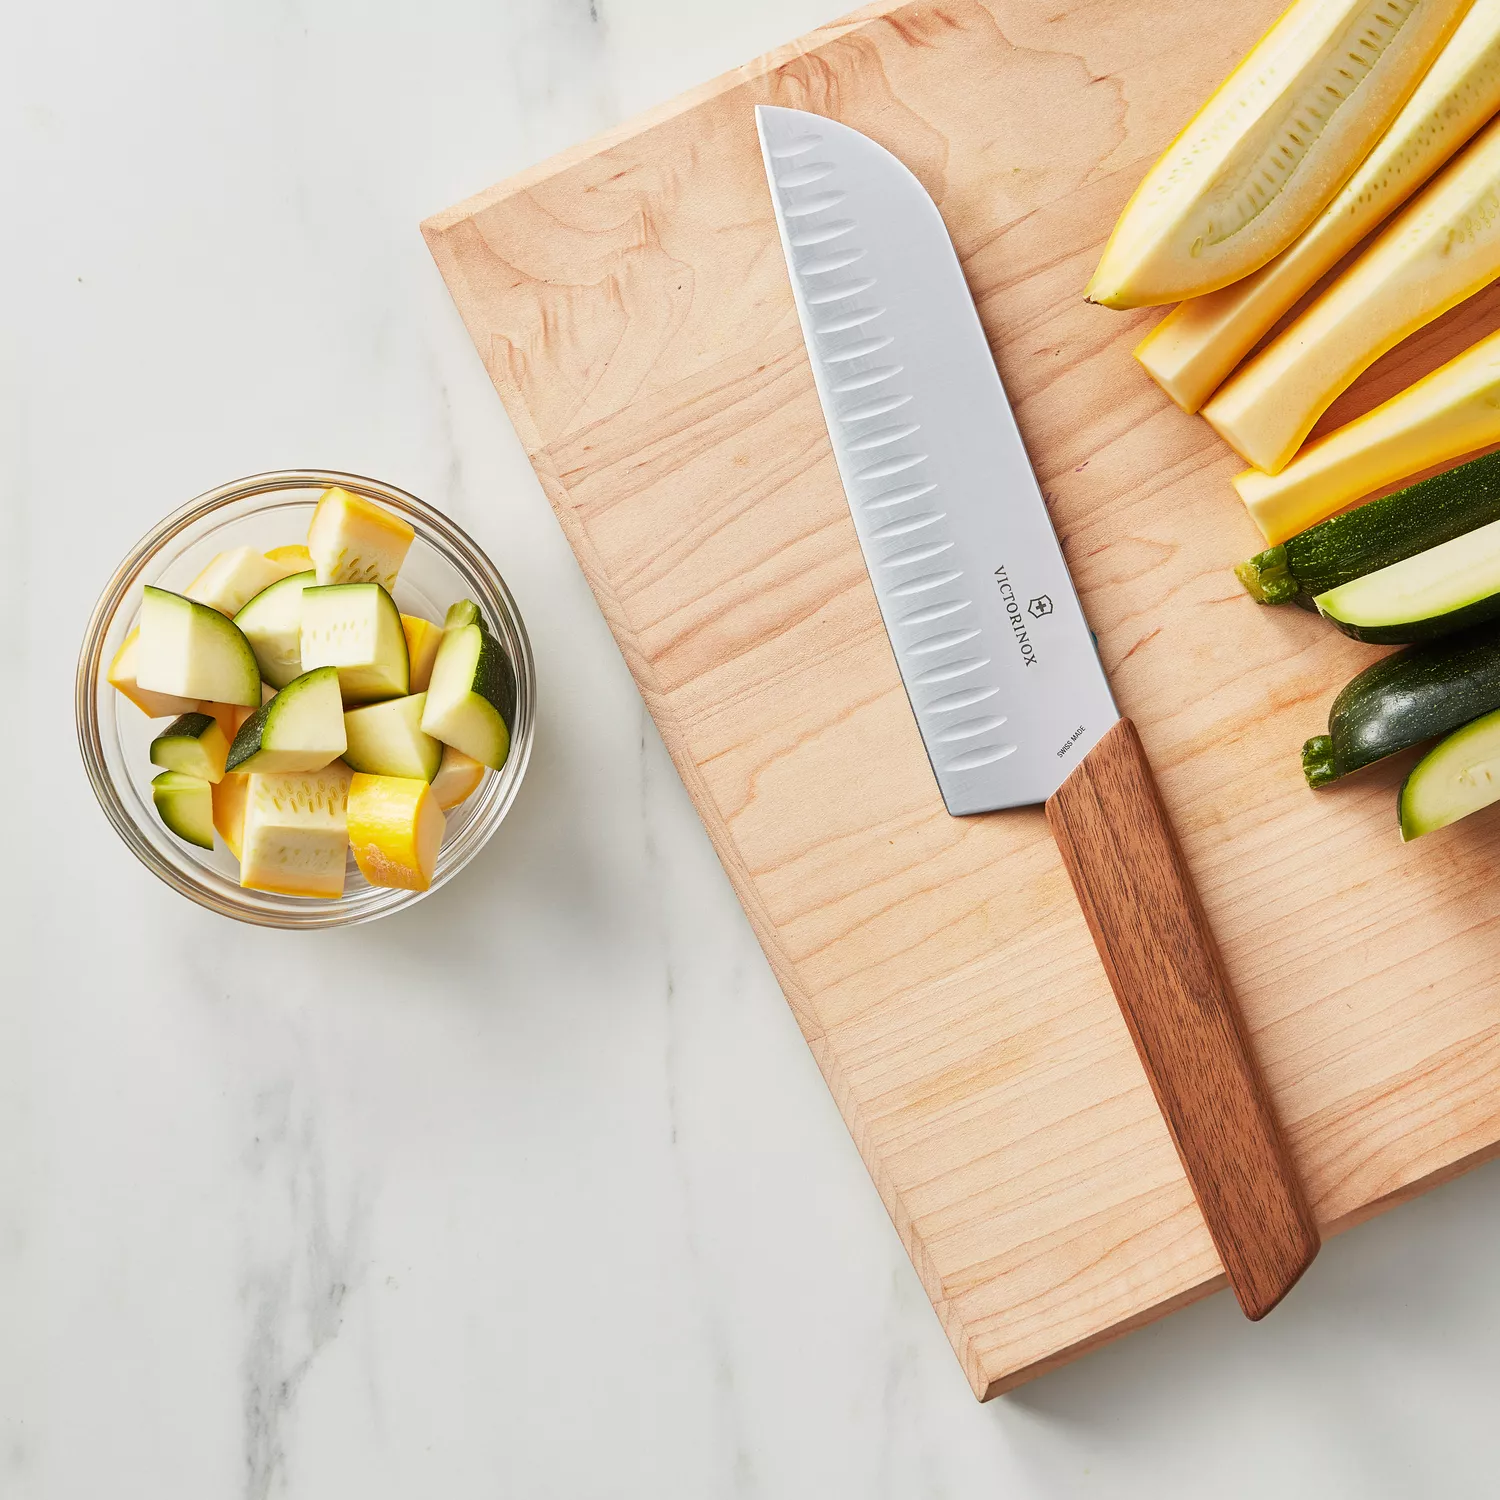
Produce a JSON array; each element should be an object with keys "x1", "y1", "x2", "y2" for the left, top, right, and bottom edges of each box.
[
  {"x1": 423, "y1": 0, "x2": 1500, "y2": 1397},
  {"x1": 1046, "y1": 718, "x2": 1320, "y2": 1319}
]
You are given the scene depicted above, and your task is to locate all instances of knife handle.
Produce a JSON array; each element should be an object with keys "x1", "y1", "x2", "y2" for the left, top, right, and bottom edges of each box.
[{"x1": 1044, "y1": 718, "x2": 1319, "y2": 1319}]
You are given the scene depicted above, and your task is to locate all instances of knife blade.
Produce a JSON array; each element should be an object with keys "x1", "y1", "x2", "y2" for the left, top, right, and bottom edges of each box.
[{"x1": 757, "y1": 103, "x2": 1319, "y2": 1320}]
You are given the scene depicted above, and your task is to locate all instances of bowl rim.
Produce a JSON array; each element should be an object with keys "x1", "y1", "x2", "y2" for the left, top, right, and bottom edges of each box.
[{"x1": 76, "y1": 468, "x2": 536, "y2": 929}]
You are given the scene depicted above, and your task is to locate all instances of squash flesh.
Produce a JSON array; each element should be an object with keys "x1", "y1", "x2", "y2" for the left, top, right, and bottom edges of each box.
[
  {"x1": 1204, "y1": 115, "x2": 1500, "y2": 473},
  {"x1": 1087, "y1": 0, "x2": 1466, "y2": 308},
  {"x1": 1138, "y1": 0, "x2": 1500, "y2": 411}
]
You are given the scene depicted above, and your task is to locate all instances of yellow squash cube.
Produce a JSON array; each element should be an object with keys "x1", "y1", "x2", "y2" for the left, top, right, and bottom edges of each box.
[
  {"x1": 347, "y1": 773, "x2": 444, "y2": 891},
  {"x1": 401, "y1": 614, "x2": 444, "y2": 694},
  {"x1": 306, "y1": 487, "x2": 414, "y2": 590}
]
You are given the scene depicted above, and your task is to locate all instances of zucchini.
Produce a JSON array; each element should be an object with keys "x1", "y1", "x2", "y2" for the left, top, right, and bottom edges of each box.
[
  {"x1": 150, "y1": 711, "x2": 230, "y2": 784},
  {"x1": 151, "y1": 770, "x2": 215, "y2": 850},
  {"x1": 300, "y1": 582, "x2": 410, "y2": 704},
  {"x1": 234, "y1": 570, "x2": 315, "y2": 688},
  {"x1": 1314, "y1": 515, "x2": 1500, "y2": 643},
  {"x1": 343, "y1": 693, "x2": 442, "y2": 781},
  {"x1": 1399, "y1": 705, "x2": 1500, "y2": 838},
  {"x1": 226, "y1": 666, "x2": 347, "y2": 774},
  {"x1": 420, "y1": 601, "x2": 514, "y2": 770},
  {"x1": 1237, "y1": 450, "x2": 1500, "y2": 606},
  {"x1": 136, "y1": 586, "x2": 262, "y2": 706},
  {"x1": 1302, "y1": 618, "x2": 1500, "y2": 786}
]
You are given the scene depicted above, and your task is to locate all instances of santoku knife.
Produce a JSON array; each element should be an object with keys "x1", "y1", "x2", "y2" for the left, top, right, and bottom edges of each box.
[{"x1": 756, "y1": 103, "x2": 1319, "y2": 1319}]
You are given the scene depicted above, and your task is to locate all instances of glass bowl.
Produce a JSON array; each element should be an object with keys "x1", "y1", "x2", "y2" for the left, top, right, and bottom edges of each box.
[{"x1": 76, "y1": 469, "x2": 536, "y2": 928}]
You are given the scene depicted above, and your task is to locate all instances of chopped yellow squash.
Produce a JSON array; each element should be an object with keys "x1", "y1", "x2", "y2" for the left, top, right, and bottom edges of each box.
[
  {"x1": 430, "y1": 744, "x2": 485, "y2": 810},
  {"x1": 239, "y1": 763, "x2": 353, "y2": 898},
  {"x1": 401, "y1": 614, "x2": 444, "y2": 694},
  {"x1": 306, "y1": 487, "x2": 413, "y2": 590},
  {"x1": 185, "y1": 546, "x2": 286, "y2": 616},
  {"x1": 107, "y1": 627, "x2": 200, "y2": 718},
  {"x1": 212, "y1": 774, "x2": 250, "y2": 860},
  {"x1": 264, "y1": 544, "x2": 314, "y2": 576},
  {"x1": 347, "y1": 774, "x2": 444, "y2": 891}
]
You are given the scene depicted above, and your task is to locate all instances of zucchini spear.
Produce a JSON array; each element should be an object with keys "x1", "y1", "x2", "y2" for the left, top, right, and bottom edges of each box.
[
  {"x1": 1302, "y1": 618, "x2": 1500, "y2": 787},
  {"x1": 1238, "y1": 450, "x2": 1500, "y2": 606}
]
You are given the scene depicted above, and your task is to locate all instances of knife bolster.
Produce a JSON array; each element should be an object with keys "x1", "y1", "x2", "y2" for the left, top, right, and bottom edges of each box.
[{"x1": 1044, "y1": 717, "x2": 1319, "y2": 1320}]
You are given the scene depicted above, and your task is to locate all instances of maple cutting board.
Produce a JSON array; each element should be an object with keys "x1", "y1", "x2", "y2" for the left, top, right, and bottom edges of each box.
[{"x1": 425, "y1": 0, "x2": 1500, "y2": 1397}]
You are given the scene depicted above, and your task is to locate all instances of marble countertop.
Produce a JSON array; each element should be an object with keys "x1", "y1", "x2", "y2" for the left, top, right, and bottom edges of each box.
[{"x1": 9, "y1": 1, "x2": 1500, "y2": 1494}]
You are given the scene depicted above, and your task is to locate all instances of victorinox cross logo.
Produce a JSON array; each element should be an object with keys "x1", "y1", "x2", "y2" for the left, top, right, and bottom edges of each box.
[{"x1": 1027, "y1": 595, "x2": 1054, "y2": 619}]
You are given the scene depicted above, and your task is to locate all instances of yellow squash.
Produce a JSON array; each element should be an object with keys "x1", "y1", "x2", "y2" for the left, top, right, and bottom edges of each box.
[
  {"x1": 106, "y1": 627, "x2": 200, "y2": 718},
  {"x1": 429, "y1": 744, "x2": 485, "y2": 810},
  {"x1": 401, "y1": 614, "x2": 444, "y2": 694},
  {"x1": 1205, "y1": 115, "x2": 1500, "y2": 473},
  {"x1": 1087, "y1": 0, "x2": 1466, "y2": 309},
  {"x1": 1138, "y1": 0, "x2": 1500, "y2": 412},
  {"x1": 306, "y1": 486, "x2": 414, "y2": 590},
  {"x1": 263, "y1": 543, "x2": 313, "y2": 573},
  {"x1": 347, "y1": 773, "x2": 444, "y2": 891},
  {"x1": 1234, "y1": 326, "x2": 1500, "y2": 542},
  {"x1": 211, "y1": 774, "x2": 250, "y2": 860}
]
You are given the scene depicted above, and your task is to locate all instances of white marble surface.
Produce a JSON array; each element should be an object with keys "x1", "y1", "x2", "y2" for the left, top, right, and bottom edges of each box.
[{"x1": 8, "y1": 1, "x2": 1500, "y2": 1495}]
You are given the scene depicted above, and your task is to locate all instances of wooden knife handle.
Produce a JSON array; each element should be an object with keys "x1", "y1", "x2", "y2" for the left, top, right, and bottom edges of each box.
[{"x1": 1044, "y1": 718, "x2": 1319, "y2": 1319}]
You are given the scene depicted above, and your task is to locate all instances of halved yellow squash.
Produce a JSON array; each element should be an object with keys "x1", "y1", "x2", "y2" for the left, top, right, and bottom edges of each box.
[
  {"x1": 1087, "y1": 0, "x2": 1466, "y2": 309},
  {"x1": 1137, "y1": 0, "x2": 1500, "y2": 411}
]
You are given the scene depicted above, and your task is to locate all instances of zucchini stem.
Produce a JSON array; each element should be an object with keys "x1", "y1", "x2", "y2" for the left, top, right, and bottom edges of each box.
[
  {"x1": 1302, "y1": 734, "x2": 1337, "y2": 789},
  {"x1": 1236, "y1": 545, "x2": 1297, "y2": 605}
]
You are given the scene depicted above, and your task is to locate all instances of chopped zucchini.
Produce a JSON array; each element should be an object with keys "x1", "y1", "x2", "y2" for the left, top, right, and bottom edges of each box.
[
  {"x1": 342, "y1": 693, "x2": 442, "y2": 781},
  {"x1": 306, "y1": 486, "x2": 413, "y2": 589},
  {"x1": 420, "y1": 602, "x2": 513, "y2": 769},
  {"x1": 151, "y1": 770, "x2": 215, "y2": 850},
  {"x1": 234, "y1": 570, "x2": 315, "y2": 688},
  {"x1": 1303, "y1": 619, "x2": 1500, "y2": 787},
  {"x1": 136, "y1": 586, "x2": 261, "y2": 706},
  {"x1": 1238, "y1": 450, "x2": 1500, "y2": 607},
  {"x1": 226, "y1": 666, "x2": 347, "y2": 774},
  {"x1": 1399, "y1": 706, "x2": 1500, "y2": 839},
  {"x1": 212, "y1": 773, "x2": 250, "y2": 860},
  {"x1": 299, "y1": 583, "x2": 409, "y2": 704},
  {"x1": 150, "y1": 711, "x2": 230, "y2": 783},
  {"x1": 347, "y1": 773, "x2": 445, "y2": 891},
  {"x1": 239, "y1": 762, "x2": 353, "y2": 898},
  {"x1": 184, "y1": 546, "x2": 286, "y2": 617},
  {"x1": 1315, "y1": 515, "x2": 1500, "y2": 644},
  {"x1": 430, "y1": 744, "x2": 486, "y2": 810},
  {"x1": 401, "y1": 614, "x2": 443, "y2": 694},
  {"x1": 107, "y1": 627, "x2": 200, "y2": 718}
]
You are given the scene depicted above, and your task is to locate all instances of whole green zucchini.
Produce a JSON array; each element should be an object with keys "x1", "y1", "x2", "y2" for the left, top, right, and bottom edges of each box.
[
  {"x1": 1302, "y1": 618, "x2": 1500, "y2": 788},
  {"x1": 1238, "y1": 450, "x2": 1500, "y2": 608}
]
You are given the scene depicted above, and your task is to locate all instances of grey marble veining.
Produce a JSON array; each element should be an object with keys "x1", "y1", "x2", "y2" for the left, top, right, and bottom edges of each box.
[{"x1": 9, "y1": 1, "x2": 1500, "y2": 1496}]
